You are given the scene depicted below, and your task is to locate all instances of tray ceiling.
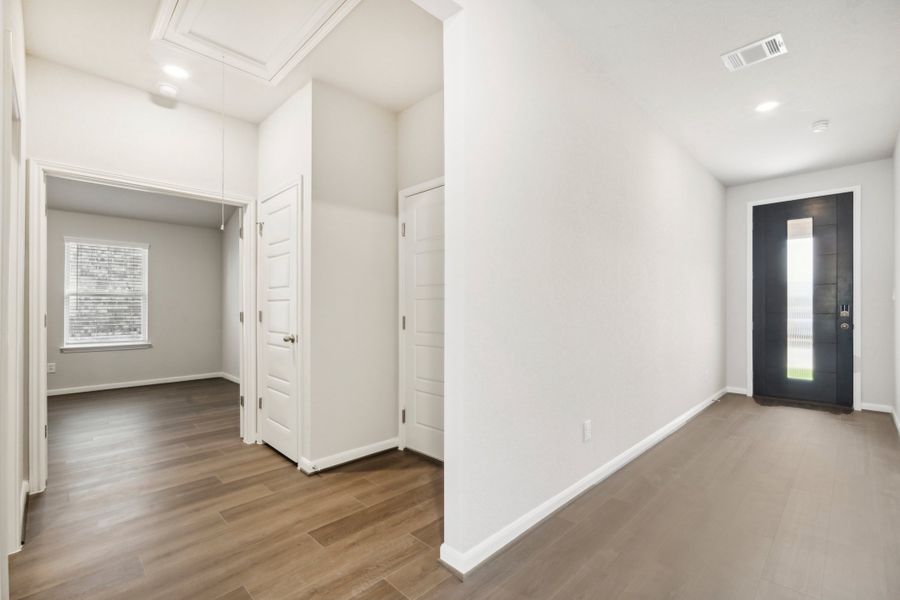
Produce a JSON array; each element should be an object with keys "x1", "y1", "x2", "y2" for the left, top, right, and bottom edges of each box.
[{"x1": 152, "y1": 0, "x2": 363, "y2": 85}]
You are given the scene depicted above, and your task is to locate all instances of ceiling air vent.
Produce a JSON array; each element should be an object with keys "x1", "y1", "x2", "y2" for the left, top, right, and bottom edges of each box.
[{"x1": 721, "y1": 34, "x2": 787, "y2": 72}]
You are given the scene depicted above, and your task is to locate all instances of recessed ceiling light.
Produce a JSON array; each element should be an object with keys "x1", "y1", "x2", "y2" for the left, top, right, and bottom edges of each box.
[
  {"x1": 157, "y1": 82, "x2": 179, "y2": 98},
  {"x1": 811, "y1": 119, "x2": 830, "y2": 133},
  {"x1": 755, "y1": 100, "x2": 780, "y2": 113},
  {"x1": 162, "y1": 64, "x2": 190, "y2": 79}
]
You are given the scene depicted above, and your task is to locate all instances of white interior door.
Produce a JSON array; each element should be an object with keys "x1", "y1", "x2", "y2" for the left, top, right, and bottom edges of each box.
[
  {"x1": 258, "y1": 186, "x2": 300, "y2": 461},
  {"x1": 401, "y1": 184, "x2": 444, "y2": 460}
]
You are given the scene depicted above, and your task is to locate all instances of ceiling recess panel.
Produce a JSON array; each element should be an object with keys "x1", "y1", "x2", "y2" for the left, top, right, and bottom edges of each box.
[{"x1": 151, "y1": 0, "x2": 362, "y2": 84}]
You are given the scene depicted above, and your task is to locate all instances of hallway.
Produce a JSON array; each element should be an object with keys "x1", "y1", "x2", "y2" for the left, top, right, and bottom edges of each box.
[{"x1": 425, "y1": 395, "x2": 900, "y2": 600}]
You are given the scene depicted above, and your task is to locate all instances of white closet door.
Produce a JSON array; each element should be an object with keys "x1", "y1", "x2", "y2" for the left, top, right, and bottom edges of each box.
[
  {"x1": 402, "y1": 185, "x2": 444, "y2": 460},
  {"x1": 258, "y1": 186, "x2": 300, "y2": 461}
]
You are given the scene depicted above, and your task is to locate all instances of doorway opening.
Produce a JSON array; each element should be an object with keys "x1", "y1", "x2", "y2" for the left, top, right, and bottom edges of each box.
[
  {"x1": 748, "y1": 189, "x2": 861, "y2": 410},
  {"x1": 26, "y1": 163, "x2": 257, "y2": 495}
]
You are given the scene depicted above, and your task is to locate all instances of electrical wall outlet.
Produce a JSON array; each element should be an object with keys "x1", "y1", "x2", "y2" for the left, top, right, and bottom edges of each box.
[
  {"x1": 582, "y1": 419, "x2": 592, "y2": 443},
  {"x1": 47, "y1": 362, "x2": 56, "y2": 374}
]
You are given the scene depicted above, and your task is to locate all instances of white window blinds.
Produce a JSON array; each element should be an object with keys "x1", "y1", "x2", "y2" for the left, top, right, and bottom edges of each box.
[{"x1": 64, "y1": 238, "x2": 149, "y2": 346}]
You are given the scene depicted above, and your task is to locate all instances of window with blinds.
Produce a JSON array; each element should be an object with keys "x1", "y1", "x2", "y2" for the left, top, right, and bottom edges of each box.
[{"x1": 64, "y1": 237, "x2": 149, "y2": 347}]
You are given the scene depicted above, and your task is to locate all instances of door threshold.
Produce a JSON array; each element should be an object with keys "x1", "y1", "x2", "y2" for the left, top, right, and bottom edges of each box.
[{"x1": 754, "y1": 395, "x2": 852, "y2": 415}]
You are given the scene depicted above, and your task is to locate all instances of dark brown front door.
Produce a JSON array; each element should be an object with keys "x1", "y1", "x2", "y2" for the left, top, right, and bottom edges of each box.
[{"x1": 752, "y1": 193, "x2": 853, "y2": 408}]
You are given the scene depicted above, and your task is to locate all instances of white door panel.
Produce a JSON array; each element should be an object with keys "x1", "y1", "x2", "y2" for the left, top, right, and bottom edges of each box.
[
  {"x1": 402, "y1": 185, "x2": 444, "y2": 460},
  {"x1": 258, "y1": 186, "x2": 300, "y2": 461}
]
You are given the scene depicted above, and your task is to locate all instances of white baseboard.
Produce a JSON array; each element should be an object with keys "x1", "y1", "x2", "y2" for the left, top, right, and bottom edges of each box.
[
  {"x1": 440, "y1": 387, "x2": 727, "y2": 576},
  {"x1": 860, "y1": 403, "x2": 894, "y2": 414},
  {"x1": 298, "y1": 437, "x2": 400, "y2": 474},
  {"x1": 725, "y1": 386, "x2": 748, "y2": 396},
  {"x1": 894, "y1": 410, "x2": 900, "y2": 437},
  {"x1": 221, "y1": 372, "x2": 241, "y2": 385},
  {"x1": 48, "y1": 372, "x2": 228, "y2": 396}
]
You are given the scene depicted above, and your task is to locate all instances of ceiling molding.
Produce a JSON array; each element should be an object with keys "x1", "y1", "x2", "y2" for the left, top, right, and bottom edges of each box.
[{"x1": 151, "y1": 0, "x2": 363, "y2": 86}]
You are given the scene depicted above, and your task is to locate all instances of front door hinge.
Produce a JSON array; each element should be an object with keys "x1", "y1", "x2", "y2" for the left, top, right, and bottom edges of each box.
[
  {"x1": 257, "y1": 222, "x2": 264, "y2": 236},
  {"x1": 240, "y1": 395, "x2": 244, "y2": 407},
  {"x1": 44, "y1": 424, "x2": 48, "y2": 438},
  {"x1": 401, "y1": 409, "x2": 406, "y2": 424},
  {"x1": 258, "y1": 310, "x2": 263, "y2": 323},
  {"x1": 239, "y1": 226, "x2": 244, "y2": 239},
  {"x1": 239, "y1": 311, "x2": 244, "y2": 324},
  {"x1": 258, "y1": 397, "x2": 263, "y2": 410},
  {"x1": 44, "y1": 314, "x2": 47, "y2": 327},
  {"x1": 401, "y1": 222, "x2": 406, "y2": 238},
  {"x1": 402, "y1": 316, "x2": 406, "y2": 330}
]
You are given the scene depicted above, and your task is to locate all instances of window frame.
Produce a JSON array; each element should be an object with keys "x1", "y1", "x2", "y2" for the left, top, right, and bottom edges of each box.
[{"x1": 62, "y1": 236, "x2": 151, "y2": 352}]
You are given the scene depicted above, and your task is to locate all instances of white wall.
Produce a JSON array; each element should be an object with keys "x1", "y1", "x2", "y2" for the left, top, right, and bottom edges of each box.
[
  {"x1": 725, "y1": 159, "x2": 895, "y2": 408},
  {"x1": 46, "y1": 210, "x2": 224, "y2": 392},
  {"x1": 222, "y1": 209, "x2": 241, "y2": 381},
  {"x1": 308, "y1": 81, "x2": 399, "y2": 462},
  {"x1": 894, "y1": 133, "x2": 900, "y2": 422},
  {"x1": 27, "y1": 57, "x2": 258, "y2": 200},
  {"x1": 398, "y1": 89, "x2": 443, "y2": 189},
  {"x1": 441, "y1": 0, "x2": 725, "y2": 572},
  {"x1": 258, "y1": 83, "x2": 311, "y2": 201},
  {"x1": 1, "y1": 0, "x2": 27, "y2": 570}
]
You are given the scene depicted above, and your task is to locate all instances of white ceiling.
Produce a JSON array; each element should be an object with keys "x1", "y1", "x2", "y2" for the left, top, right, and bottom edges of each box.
[
  {"x1": 47, "y1": 177, "x2": 237, "y2": 229},
  {"x1": 24, "y1": 0, "x2": 443, "y2": 123},
  {"x1": 533, "y1": 0, "x2": 900, "y2": 185}
]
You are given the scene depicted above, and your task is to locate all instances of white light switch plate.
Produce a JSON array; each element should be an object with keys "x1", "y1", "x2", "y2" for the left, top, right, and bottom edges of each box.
[
  {"x1": 583, "y1": 419, "x2": 592, "y2": 443},
  {"x1": 47, "y1": 362, "x2": 56, "y2": 374}
]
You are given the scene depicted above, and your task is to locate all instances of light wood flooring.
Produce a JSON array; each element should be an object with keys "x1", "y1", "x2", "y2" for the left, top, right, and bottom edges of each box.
[{"x1": 10, "y1": 383, "x2": 900, "y2": 599}]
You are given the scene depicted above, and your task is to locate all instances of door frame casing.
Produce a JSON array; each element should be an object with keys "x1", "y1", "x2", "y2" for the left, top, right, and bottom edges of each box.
[
  {"x1": 397, "y1": 176, "x2": 444, "y2": 452},
  {"x1": 27, "y1": 159, "x2": 259, "y2": 494},
  {"x1": 745, "y1": 186, "x2": 862, "y2": 410}
]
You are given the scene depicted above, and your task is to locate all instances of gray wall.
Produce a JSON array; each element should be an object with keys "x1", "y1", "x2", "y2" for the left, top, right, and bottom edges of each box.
[{"x1": 47, "y1": 210, "x2": 224, "y2": 392}]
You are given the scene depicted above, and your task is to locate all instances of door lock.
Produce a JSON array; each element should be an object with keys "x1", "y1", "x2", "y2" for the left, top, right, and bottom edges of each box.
[{"x1": 840, "y1": 323, "x2": 851, "y2": 331}]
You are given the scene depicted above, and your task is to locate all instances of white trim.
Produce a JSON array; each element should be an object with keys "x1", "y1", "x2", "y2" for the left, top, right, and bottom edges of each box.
[
  {"x1": 60, "y1": 343, "x2": 153, "y2": 353},
  {"x1": 745, "y1": 186, "x2": 862, "y2": 410},
  {"x1": 860, "y1": 403, "x2": 893, "y2": 414},
  {"x1": 440, "y1": 388, "x2": 727, "y2": 575},
  {"x1": 298, "y1": 438, "x2": 400, "y2": 474},
  {"x1": 47, "y1": 372, "x2": 229, "y2": 396},
  {"x1": 28, "y1": 159, "x2": 258, "y2": 496},
  {"x1": 397, "y1": 177, "x2": 445, "y2": 452},
  {"x1": 893, "y1": 410, "x2": 900, "y2": 437},
  {"x1": 725, "y1": 386, "x2": 748, "y2": 395},
  {"x1": 221, "y1": 372, "x2": 240, "y2": 384}
]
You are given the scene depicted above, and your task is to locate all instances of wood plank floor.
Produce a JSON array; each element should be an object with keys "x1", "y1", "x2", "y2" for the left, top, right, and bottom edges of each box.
[
  {"x1": 10, "y1": 379, "x2": 447, "y2": 600},
  {"x1": 425, "y1": 395, "x2": 900, "y2": 600},
  {"x1": 11, "y1": 384, "x2": 900, "y2": 599}
]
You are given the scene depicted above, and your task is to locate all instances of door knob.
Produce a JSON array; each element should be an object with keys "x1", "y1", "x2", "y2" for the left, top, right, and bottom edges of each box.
[
  {"x1": 840, "y1": 323, "x2": 850, "y2": 331},
  {"x1": 283, "y1": 334, "x2": 296, "y2": 343}
]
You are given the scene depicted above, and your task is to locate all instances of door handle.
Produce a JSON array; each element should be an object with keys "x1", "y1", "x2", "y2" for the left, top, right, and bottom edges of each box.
[
  {"x1": 283, "y1": 334, "x2": 296, "y2": 343},
  {"x1": 840, "y1": 323, "x2": 851, "y2": 331}
]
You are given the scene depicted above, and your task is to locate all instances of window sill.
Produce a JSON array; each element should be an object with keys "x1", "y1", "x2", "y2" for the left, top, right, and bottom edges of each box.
[{"x1": 60, "y1": 342, "x2": 152, "y2": 353}]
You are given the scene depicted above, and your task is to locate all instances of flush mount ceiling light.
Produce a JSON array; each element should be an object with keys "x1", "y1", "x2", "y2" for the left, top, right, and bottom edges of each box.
[
  {"x1": 157, "y1": 82, "x2": 179, "y2": 98},
  {"x1": 811, "y1": 119, "x2": 830, "y2": 133},
  {"x1": 755, "y1": 100, "x2": 780, "y2": 113},
  {"x1": 162, "y1": 64, "x2": 190, "y2": 79}
]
